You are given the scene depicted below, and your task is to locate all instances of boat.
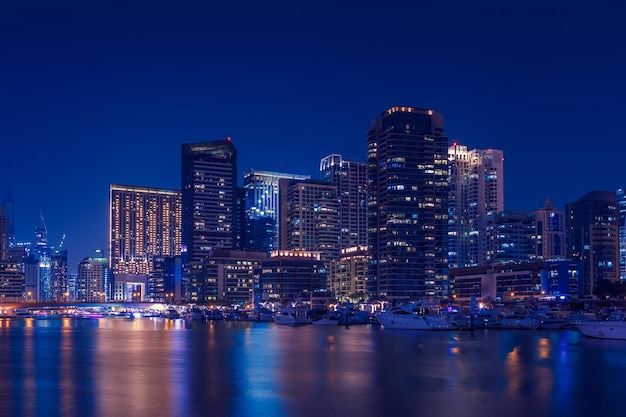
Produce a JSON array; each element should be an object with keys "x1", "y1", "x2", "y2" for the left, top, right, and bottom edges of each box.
[
  {"x1": 273, "y1": 305, "x2": 312, "y2": 325},
  {"x1": 184, "y1": 307, "x2": 205, "y2": 321},
  {"x1": 574, "y1": 311, "x2": 626, "y2": 340},
  {"x1": 165, "y1": 308, "x2": 181, "y2": 319},
  {"x1": 311, "y1": 314, "x2": 340, "y2": 326},
  {"x1": 493, "y1": 314, "x2": 542, "y2": 330},
  {"x1": 246, "y1": 307, "x2": 274, "y2": 322},
  {"x1": 375, "y1": 304, "x2": 453, "y2": 330}
]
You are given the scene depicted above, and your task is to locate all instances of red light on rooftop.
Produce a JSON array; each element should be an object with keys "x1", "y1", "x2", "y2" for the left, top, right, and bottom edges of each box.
[{"x1": 227, "y1": 136, "x2": 231, "y2": 142}]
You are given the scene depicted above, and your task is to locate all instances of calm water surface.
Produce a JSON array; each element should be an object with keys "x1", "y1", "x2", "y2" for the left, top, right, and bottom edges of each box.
[{"x1": 1, "y1": 317, "x2": 625, "y2": 417}]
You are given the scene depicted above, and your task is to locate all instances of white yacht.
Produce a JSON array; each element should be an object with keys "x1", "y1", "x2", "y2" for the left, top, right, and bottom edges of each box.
[
  {"x1": 273, "y1": 305, "x2": 312, "y2": 325},
  {"x1": 375, "y1": 304, "x2": 452, "y2": 330},
  {"x1": 574, "y1": 311, "x2": 626, "y2": 340}
]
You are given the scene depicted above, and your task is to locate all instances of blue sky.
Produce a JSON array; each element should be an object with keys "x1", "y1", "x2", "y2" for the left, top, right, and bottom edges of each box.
[{"x1": 1, "y1": 0, "x2": 624, "y2": 270}]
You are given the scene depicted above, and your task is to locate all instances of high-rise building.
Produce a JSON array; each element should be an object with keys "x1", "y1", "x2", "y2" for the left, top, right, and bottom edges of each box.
[
  {"x1": 50, "y1": 248, "x2": 68, "y2": 302},
  {"x1": 366, "y1": 106, "x2": 449, "y2": 303},
  {"x1": 448, "y1": 144, "x2": 504, "y2": 268},
  {"x1": 202, "y1": 249, "x2": 267, "y2": 304},
  {"x1": 243, "y1": 170, "x2": 309, "y2": 253},
  {"x1": 256, "y1": 250, "x2": 326, "y2": 305},
  {"x1": 617, "y1": 188, "x2": 626, "y2": 280},
  {"x1": 0, "y1": 206, "x2": 7, "y2": 260},
  {"x1": 77, "y1": 256, "x2": 106, "y2": 302},
  {"x1": 535, "y1": 199, "x2": 566, "y2": 260},
  {"x1": 0, "y1": 261, "x2": 24, "y2": 302},
  {"x1": 181, "y1": 139, "x2": 237, "y2": 301},
  {"x1": 486, "y1": 210, "x2": 537, "y2": 264},
  {"x1": 109, "y1": 184, "x2": 182, "y2": 301},
  {"x1": 329, "y1": 245, "x2": 368, "y2": 303},
  {"x1": 279, "y1": 178, "x2": 339, "y2": 282},
  {"x1": 1, "y1": 191, "x2": 16, "y2": 248},
  {"x1": 33, "y1": 212, "x2": 51, "y2": 301},
  {"x1": 320, "y1": 154, "x2": 367, "y2": 250},
  {"x1": 566, "y1": 191, "x2": 619, "y2": 296}
]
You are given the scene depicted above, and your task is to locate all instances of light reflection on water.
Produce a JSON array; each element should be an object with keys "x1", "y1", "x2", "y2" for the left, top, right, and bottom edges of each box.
[{"x1": 1, "y1": 318, "x2": 625, "y2": 417}]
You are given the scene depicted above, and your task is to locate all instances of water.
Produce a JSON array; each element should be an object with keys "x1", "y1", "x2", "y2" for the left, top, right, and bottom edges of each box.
[{"x1": 1, "y1": 318, "x2": 625, "y2": 417}]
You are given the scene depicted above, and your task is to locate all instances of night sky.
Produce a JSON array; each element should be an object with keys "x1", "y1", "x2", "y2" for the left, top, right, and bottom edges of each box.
[{"x1": 2, "y1": 0, "x2": 624, "y2": 270}]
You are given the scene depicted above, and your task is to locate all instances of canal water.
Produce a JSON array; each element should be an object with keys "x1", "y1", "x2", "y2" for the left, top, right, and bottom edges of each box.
[{"x1": 1, "y1": 317, "x2": 624, "y2": 417}]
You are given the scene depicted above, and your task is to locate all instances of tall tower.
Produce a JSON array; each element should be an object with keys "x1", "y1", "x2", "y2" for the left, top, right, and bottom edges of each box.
[
  {"x1": 566, "y1": 191, "x2": 619, "y2": 296},
  {"x1": 181, "y1": 139, "x2": 237, "y2": 302},
  {"x1": 320, "y1": 154, "x2": 367, "y2": 250},
  {"x1": 279, "y1": 179, "x2": 339, "y2": 280},
  {"x1": 617, "y1": 188, "x2": 626, "y2": 280},
  {"x1": 242, "y1": 170, "x2": 309, "y2": 253},
  {"x1": 109, "y1": 184, "x2": 182, "y2": 301},
  {"x1": 535, "y1": 198, "x2": 566, "y2": 260},
  {"x1": 0, "y1": 206, "x2": 7, "y2": 260},
  {"x1": 2, "y1": 191, "x2": 16, "y2": 248},
  {"x1": 448, "y1": 144, "x2": 504, "y2": 268},
  {"x1": 366, "y1": 106, "x2": 449, "y2": 304}
]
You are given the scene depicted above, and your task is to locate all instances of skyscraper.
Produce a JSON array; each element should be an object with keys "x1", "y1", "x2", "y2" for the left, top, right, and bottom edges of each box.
[
  {"x1": 448, "y1": 144, "x2": 504, "y2": 268},
  {"x1": 109, "y1": 184, "x2": 182, "y2": 300},
  {"x1": 181, "y1": 139, "x2": 237, "y2": 302},
  {"x1": 566, "y1": 191, "x2": 619, "y2": 296},
  {"x1": 535, "y1": 198, "x2": 566, "y2": 260},
  {"x1": 279, "y1": 178, "x2": 339, "y2": 278},
  {"x1": 1, "y1": 191, "x2": 15, "y2": 248},
  {"x1": 0, "y1": 206, "x2": 7, "y2": 260},
  {"x1": 243, "y1": 169, "x2": 309, "y2": 253},
  {"x1": 617, "y1": 188, "x2": 626, "y2": 280},
  {"x1": 320, "y1": 154, "x2": 367, "y2": 250},
  {"x1": 366, "y1": 106, "x2": 449, "y2": 303}
]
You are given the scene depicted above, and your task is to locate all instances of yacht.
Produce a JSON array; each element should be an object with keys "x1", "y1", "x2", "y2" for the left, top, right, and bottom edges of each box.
[
  {"x1": 375, "y1": 304, "x2": 453, "y2": 330},
  {"x1": 273, "y1": 305, "x2": 312, "y2": 325},
  {"x1": 574, "y1": 311, "x2": 626, "y2": 340}
]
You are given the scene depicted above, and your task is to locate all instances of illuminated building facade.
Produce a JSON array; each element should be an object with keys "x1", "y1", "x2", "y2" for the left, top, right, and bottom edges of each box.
[
  {"x1": 448, "y1": 144, "x2": 504, "y2": 268},
  {"x1": 617, "y1": 188, "x2": 626, "y2": 280},
  {"x1": 181, "y1": 139, "x2": 237, "y2": 301},
  {"x1": 366, "y1": 106, "x2": 449, "y2": 303},
  {"x1": 486, "y1": 210, "x2": 537, "y2": 264},
  {"x1": 109, "y1": 184, "x2": 182, "y2": 301},
  {"x1": 256, "y1": 250, "x2": 325, "y2": 305},
  {"x1": 50, "y1": 248, "x2": 68, "y2": 302},
  {"x1": 0, "y1": 261, "x2": 24, "y2": 302},
  {"x1": 279, "y1": 178, "x2": 339, "y2": 283},
  {"x1": 77, "y1": 256, "x2": 106, "y2": 302},
  {"x1": 566, "y1": 191, "x2": 619, "y2": 296},
  {"x1": 329, "y1": 245, "x2": 368, "y2": 302},
  {"x1": 0, "y1": 206, "x2": 7, "y2": 260},
  {"x1": 243, "y1": 170, "x2": 309, "y2": 253},
  {"x1": 320, "y1": 154, "x2": 367, "y2": 250},
  {"x1": 201, "y1": 250, "x2": 267, "y2": 304},
  {"x1": 535, "y1": 199, "x2": 566, "y2": 260}
]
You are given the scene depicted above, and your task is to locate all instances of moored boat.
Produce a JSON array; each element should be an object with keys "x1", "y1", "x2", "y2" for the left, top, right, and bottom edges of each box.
[
  {"x1": 574, "y1": 311, "x2": 626, "y2": 340},
  {"x1": 375, "y1": 304, "x2": 453, "y2": 330}
]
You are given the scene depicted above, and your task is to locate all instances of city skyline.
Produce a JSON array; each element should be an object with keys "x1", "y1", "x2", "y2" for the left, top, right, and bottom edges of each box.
[{"x1": 2, "y1": 1, "x2": 624, "y2": 270}]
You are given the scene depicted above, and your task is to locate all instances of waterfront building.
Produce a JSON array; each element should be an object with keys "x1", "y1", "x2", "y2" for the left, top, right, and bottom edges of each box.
[
  {"x1": 1, "y1": 191, "x2": 15, "y2": 248},
  {"x1": 617, "y1": 188, "x2": 626, "y2": 280},
  {"x1": 77, "y1": 256, "x2": 106, "y2": 302},
  {"x1": 23, "y1": 254, "x2": 39, "y2": 301},
  {"x1": 279, "y1": 178, "x2": 339, "y2": 286},
  {"x1": 50, "y1": 248, "x2": 68, "y2": 302},
  {"x1": 366, "y1": 106, "x2": 449, "y2": 303},
  {"x1": 200, "y1": 250, "x2": 267, "y2": 304},
  {"x1": 0, "y1": 206, "x2": 7, "y2": 260},
  {"x1": 109, "y1": 184, "x2": 182, "y2": 301},
  {"x1": 320, "y1": 154, "x2": 367, "y2": 250},
  {"x1": 243, "y1": 170, "x2": 309, "y2": 253},
  {"x1": 486, "y1": 210, "x2": 537, "y2": 264},
  {"x1": 329, "y1": 245, "x2": 368, "y2": 303},
  {"x1": 535, "y1": 199, "x2": 566, "y2": 260},
  {"x1": 0, "y1": 261, "x2": 24, "y2": 302},
  {"x1": 151, "y1": 256, "x2": 180, "y2": 303},
  {"x1": 450, "y1": 260, "x2": 582, "y2": 303},
  {"x1": 448, "y1": 144, "x2": 504, "y2": 268},
  {"x1": 256, "y1": 250, "x2": 326, "y2": 306},
  {"x1": 181, "y1": 139, "x2": 237, "y2": 301},
  {"x1": 33, "y1": 212, "x2": 51, "y2": 301},
  {"x1": 566, "y1": 191, "x2": 619, "y2": 296}
]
